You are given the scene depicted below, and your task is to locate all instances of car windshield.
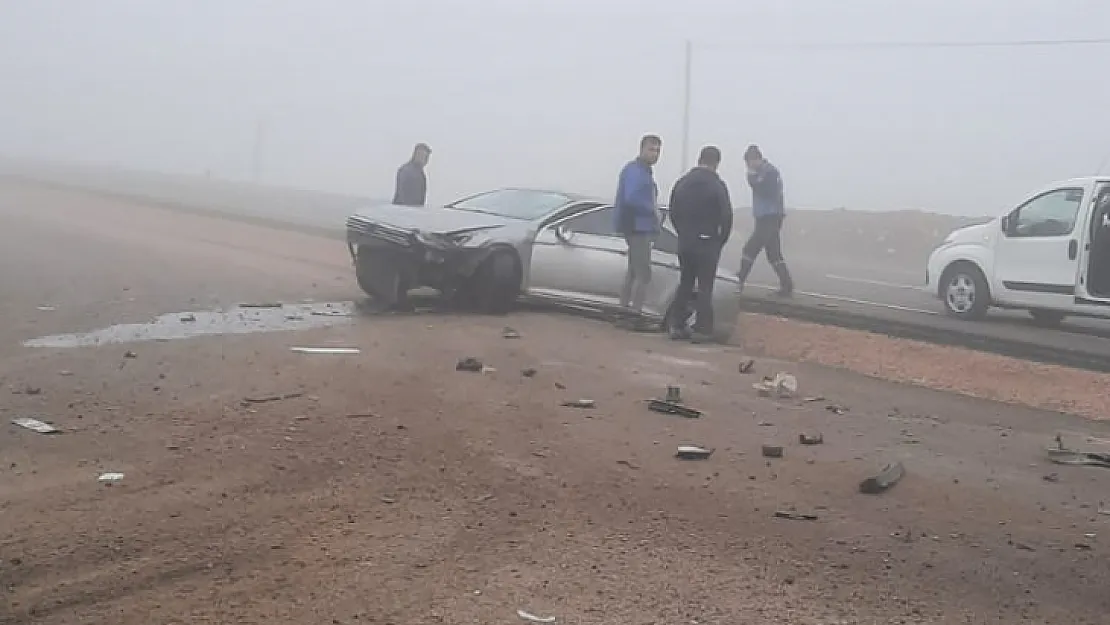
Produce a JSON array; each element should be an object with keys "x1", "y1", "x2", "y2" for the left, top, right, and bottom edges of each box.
[{"x1": 448, "y1": 189, "x2": 571, "y2": 220}]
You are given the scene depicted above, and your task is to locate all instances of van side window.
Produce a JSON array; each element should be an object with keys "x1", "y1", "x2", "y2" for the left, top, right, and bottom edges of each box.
[{"x1": 1009, "y1": 188, "x2": 1084, "y2": 238}]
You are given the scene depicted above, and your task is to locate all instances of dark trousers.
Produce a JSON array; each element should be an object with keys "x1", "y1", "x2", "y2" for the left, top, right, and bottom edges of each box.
[
  {"x1": 742, "y1": 214, "x2": 785, "y2": 264},
  {"x1": 671, "y1": 239, "x2": 722, "y2": 334}
]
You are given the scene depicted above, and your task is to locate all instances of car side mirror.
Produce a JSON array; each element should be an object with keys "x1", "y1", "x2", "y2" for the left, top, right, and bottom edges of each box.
[
  {"x1": 1000, "y1": 216, "x2": 1009, "y2": 235},
  {"x1": 554, "y1": 225, "x2": 574, "y2": 244}
]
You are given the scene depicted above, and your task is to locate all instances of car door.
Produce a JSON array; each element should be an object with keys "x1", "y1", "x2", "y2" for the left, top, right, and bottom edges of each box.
[
  {"x1": 1076, "y1": 182, "x2": 1110, "y2": 308},
  {"x1": 527, "y1": 206, "x2": 629, "y2": 304},
  {"x1": 993, "y1": 186, "x2": 1086, "y2": 309}
]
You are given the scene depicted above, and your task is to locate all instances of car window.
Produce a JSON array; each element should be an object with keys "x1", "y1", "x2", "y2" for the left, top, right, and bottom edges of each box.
[
  {"x1": 563, "y1": 206, "x2": 617, "y2": 236},
  {"x1": 1010, "y1": 188, "x2": 1083, "y2": 238},
  {"x1": 449, "y1": 189, "x2": 572, "y2": 220}
]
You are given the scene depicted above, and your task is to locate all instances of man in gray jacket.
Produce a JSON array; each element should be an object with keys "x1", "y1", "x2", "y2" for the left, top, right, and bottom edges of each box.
[
  {"x1": 392, "y1": 143, "x2": 431, "y2": 207},
  {"x1": 735, "y1": 144, "x2": 793, "y2": 297}
]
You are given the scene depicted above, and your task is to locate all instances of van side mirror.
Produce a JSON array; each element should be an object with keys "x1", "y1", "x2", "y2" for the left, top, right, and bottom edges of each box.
[{"x1": 1000, "y1": 216, "x2": 1009, "y2": 235}]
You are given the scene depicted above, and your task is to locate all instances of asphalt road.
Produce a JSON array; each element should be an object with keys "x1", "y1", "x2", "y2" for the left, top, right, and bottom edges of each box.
[{"x1": 5, "y1": 158, "x2": 1110, "y2": 368}]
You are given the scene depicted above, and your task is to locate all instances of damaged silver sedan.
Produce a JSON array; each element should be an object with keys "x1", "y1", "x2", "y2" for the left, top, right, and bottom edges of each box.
[{"x1": 345, "y1": 187, "x2": 741, "y2": 342}]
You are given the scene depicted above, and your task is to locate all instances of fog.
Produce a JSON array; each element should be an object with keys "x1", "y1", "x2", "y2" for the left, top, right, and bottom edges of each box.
[{"x1": 2, "y1": 0, "x2": 1108, "y2": 215}]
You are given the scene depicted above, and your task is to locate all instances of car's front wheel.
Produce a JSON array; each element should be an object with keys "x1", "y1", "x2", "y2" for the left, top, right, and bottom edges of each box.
[
  {"x1": 355, "y1": 246, "x2": 403, "y2": 309},
  {"x1": 939, "y1": 261, "x2": 990, "y2": 320},
  {"x1": 468, "y1": 248, "x2": 521, "y2": 314}
]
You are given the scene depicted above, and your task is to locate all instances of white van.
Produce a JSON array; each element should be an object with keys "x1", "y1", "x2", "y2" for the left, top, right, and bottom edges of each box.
[{"x1": 925, "y1": 176, "x2": 1110, "y2": 325}]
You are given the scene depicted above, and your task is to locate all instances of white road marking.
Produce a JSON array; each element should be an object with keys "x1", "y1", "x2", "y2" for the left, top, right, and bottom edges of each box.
[
  {"x1": 748, "y1": 283, "x2": 941, "y2": 315},
  {"x1": 824, "y1": 273, "x2": 931, "y2": 292}
]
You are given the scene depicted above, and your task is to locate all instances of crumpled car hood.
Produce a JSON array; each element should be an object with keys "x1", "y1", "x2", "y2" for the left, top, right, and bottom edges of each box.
[{"x1": 349, "y1": 203, "x2": 511, "y2": 235}]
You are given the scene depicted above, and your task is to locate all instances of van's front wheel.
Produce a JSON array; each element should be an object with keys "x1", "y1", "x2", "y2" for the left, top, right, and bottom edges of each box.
[{"x1": 939, "y1": 262, "x2": 990, "y2": 321}]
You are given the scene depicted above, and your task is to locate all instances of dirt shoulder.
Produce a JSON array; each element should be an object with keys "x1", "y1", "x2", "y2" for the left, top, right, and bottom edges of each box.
[{"x1": 2, "y1": 183, "x2": 1109, "y2": 624}]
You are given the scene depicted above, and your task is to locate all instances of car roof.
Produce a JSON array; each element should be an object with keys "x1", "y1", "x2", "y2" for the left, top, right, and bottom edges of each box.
[{"x1": 492, "y1": 187, "x2": 604, "y2": 204}]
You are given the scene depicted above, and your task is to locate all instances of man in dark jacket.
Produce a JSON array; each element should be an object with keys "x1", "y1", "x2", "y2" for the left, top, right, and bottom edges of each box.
[
  {"x1": 667, "y1": 145, "x2": 733, "y2": 342},
  {"x1": 736, "y1": 144, "x2": 792, "y2": 296},
  {"x1": 613, "y1": 134, "x2": 662, "y2": 329},
  {"x1": 392, "y1": 143, "x2": 431, "y2": 206}
]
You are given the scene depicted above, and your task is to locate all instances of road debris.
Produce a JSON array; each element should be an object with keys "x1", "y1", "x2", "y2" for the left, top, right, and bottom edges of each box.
[
  {"x1": 754, "y1": 372, "x2": 798, "y2": 398},
  {"x1": 517, "y1": 609, "x2": 556, "y2": 624},
  {"x1": 762, "y1": 444, "x2": 784, "y2": 458},
  {"x1": 802, "y1": 396, "x2": 825, "y2": 403},
  {"x1": 774, "y1": 511, "x2": 818, "y2": 521},
  {"x1": 13, "y1": 384, "x2": 42, "y2": 395},
  {"x1": 521, "y1": 367, "x2": 537, "y2": 378},
  {"x1": 345, "y1": 411, "x2": 381, "y2": 418},
  {"x1": 124, "y1": 350, "x2": 138, "y2": 359},
  {"x1": 1046, "y1": 446, "x2": 1110, "y2": 468},
  {"x1": 738, "y1": 358, "x2": 755, "y2": 374},
  {"x1": 456, "y1": 357, "x2": 484, "y2": 372},
  {"x1": 290, "y1": 346, "x2": 361, "y2": 355},
  {"x1": 798, "y1": 433, "x2": 824, "y2": 445},
  {"x1": 826, "y1": 404, "x2": 849, "y2": 415},
  {"x1": 676, "y1": 445, "x2": 713, "y2": 460},
  {"x1": 501, "y1": 326, "x2": 521, "y2": 339},
  {"x1": 561, "y1": 399, "x2": 595, "y2": 409},
  {"x1": 238, "y1": 302, "x2": 283, "y2": 308},
  {"x1": 36, "y1": 305, "x2": 56, "y2": 311},
  {"x1": 859, "y1": 461, "x2": 906, "y2": 494},
  {"x1": 647, "y1": 398, "x2": 702, "y2": 418},
  {"x1": 97, "y1": 472, "x2": 125, "y2": 484},
  {"x1": 12, "y1": 417, "x2": 61, "y2": 434},
  {"x1": 242, "y1": 391, "x2": 304, "y2": 404},
  {"x1": 616, "y1": 459, "x2": 640, "y2": 470},
  {"x1": 665, "y1": 385, "x2": 682, "y2": 403},
  {"x1": 1042, "y1": 473, "x2": 1059, "y2": 483}
]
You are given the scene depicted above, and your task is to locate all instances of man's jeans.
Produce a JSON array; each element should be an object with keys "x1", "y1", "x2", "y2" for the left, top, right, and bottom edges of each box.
[{"x1": 620, "y1": 233, "x2": 655, "y2": 312}]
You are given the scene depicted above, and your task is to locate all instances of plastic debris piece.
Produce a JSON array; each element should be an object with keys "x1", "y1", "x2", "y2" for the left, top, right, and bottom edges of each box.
[
  {"x1": 517, "y1": 610, "x2": 556, "y2": 624},
  {"x1": 98, "y1": 472, "x2": 125, "y2": 483},
  {"x1": 859, "y1": 461, "x2": 906, "y2": 494},
  {"x1": 12, "y1": 417, "x2": 60, "y2": 434},
  {"x1": 290, "y1": 346, "x2": 361, "y2": 355},
  {"x1": 561, "y1": 399, "x2": 595, "y2": 409},
  {"x1": 676, "y1": 445, "x2": 714, "y2": 460}
]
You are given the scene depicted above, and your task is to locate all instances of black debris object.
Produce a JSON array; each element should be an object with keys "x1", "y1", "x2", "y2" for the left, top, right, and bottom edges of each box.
[
  {"x1": 647, "y1": 398, "x2": 702, "y2": 418},
  {"x1": 738, "y1": 359, "x2": 755, "y2": 374},
  {"x1": 521, "y1": 368, "x2": 537, "y2": 378},
  {"x1": 243, "y1": 391, "x2": 304, "y2": 404},
  {"x1": 456, "y1": 357, "x2": 484, "y2": 372},
  {"x1": 826, "y1": 404, "x2": 848, "y2": 415},
  {"x1": 1046, "y1": 446, "x2": 1110, "y2": 468},
  {"x1": 124, "y1": 351, "x2": 137, "y2": 359},
  {"x1": 798, "y1": 433, "x2": 824, "y2": 445},
  {"x1": 675, "y1": 445, "x2": 713, "y2": 460},
  {"x1": 665, "y1": 385, "x2": 682, "y2": 403},
  {"x1": 859, "y1": 461, "x2": 905, "y2": 494},
  {"x1": 501, "y1": 327, "x2": 521, "y2": 339},
  {"x1": 762, "y1": 444, "x2": 784, "y2": 458},
  {"x1": 561, "y1": 399, "x2": 595, "y2": 409},
  {"x1": 774, "y1": 511, "x2": 818, "y2": 521}
]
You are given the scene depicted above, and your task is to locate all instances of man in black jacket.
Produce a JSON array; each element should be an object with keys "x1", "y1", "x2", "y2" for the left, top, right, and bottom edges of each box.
[
  {"x1": 392, "y1": 143, "x2": 431, "y2": 206},
  {"x1": 667, "y1": 145, "x2": 734, "y2": 342}
]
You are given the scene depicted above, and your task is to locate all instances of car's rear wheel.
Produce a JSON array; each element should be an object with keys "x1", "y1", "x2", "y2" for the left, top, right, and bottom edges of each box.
[
  {"x1": 468, "y1": 248, "x2": 521, "y2": 314},
  {"x1": 939, "y1": 261, "x2": 990, "y2": 320},
  {"x1": 1029, "y1": 309, "x2": 1067, "y2": 327}
]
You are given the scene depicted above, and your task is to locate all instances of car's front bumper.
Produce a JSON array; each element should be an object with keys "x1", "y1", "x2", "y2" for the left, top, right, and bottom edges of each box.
[{"x1": 345, "y1": 217, "x2": 488, "y2": 288}]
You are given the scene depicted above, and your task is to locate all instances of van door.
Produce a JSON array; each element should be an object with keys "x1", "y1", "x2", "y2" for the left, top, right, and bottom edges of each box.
[
  {"x1": 992, "y1": 185, "x2": 1088, "y2": 309},
  {"x1": 1075, "y1": 182, "x2": 1110, "y2": 307}
]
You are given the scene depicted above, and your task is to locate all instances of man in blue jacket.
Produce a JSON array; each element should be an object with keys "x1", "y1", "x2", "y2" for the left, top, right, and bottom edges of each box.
[
  {"x1": 613, "y1": 134, "x2": 663, "y2": 328},
  {"x1": 736, "y1": 144, "x2": 793, "y2": 296}
]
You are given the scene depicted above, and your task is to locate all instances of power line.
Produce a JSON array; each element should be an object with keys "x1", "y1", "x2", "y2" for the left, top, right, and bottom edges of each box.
[{"x1": 699, "y1": 37, "x2": 1110, "y2": 50}]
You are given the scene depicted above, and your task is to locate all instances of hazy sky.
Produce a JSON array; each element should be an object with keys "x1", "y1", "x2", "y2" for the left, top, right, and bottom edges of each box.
[{"x1": 1, "y1": 0, "x2": 1108, "y2": 215}]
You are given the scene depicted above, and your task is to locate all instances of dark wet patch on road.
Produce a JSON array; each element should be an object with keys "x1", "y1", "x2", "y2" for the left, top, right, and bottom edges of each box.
[{"x1": 23, "y1": 302, "x2": 355, "y2": 348}]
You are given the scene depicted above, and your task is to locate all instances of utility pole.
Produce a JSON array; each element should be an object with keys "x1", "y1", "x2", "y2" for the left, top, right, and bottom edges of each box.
[
  {"x1": 680, "y1": 39, "x2": 692, "y2": 172},
  {"x1": 250, "y1": 119, "x2": 266, "y2": 183}
]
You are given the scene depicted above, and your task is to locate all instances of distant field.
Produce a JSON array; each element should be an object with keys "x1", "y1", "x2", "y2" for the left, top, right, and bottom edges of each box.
[{"x1": 0, "y1": 157, "x2": 988, "y2": 273}]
